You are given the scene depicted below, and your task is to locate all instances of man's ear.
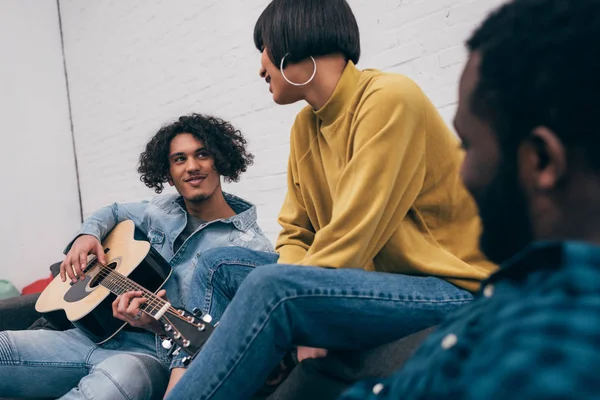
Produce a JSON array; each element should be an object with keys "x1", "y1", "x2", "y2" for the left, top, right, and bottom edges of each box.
[{"x1": 523, "y1": 127, "x2": 566, "y2": 191}]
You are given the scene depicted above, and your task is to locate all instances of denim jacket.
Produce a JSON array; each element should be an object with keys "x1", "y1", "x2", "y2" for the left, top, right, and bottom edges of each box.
[{"x1": 66, "y1": 192, "x2": 274, "y2": 310}]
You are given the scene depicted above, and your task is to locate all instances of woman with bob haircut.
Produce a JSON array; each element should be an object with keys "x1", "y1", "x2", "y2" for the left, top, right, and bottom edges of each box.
[{"x1": 165, "y1": 0, "x2": 496, "y2": 398}]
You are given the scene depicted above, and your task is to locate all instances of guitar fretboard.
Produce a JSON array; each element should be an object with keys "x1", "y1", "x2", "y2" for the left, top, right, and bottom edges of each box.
[{"x1": 95, "y1": 265, "x2": 170, "y2": 319}]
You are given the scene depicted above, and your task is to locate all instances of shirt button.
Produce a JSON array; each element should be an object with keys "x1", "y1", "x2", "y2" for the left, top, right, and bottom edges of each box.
[
  {"x1": 441, "y1": 333, "x2": 458, "y2": 350},
  {"x1": 483, "y1": 284, "x2": 495, "y2": 298},
  {"x1": 372, "y1": 383, "x2": 385, "y2": 395}
]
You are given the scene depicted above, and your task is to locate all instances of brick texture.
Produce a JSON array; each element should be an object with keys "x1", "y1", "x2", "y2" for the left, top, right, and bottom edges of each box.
[{"x1": 59, "y1": 0, "x2": 506, "y2": 243}]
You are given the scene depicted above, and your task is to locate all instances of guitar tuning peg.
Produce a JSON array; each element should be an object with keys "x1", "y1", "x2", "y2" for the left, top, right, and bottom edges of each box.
[
  {"x1": 202, "y1": 314, "x2": 213, "y2": 323},
  {"x1": 182, "y1": 356, "x2": 192, "y2": 366},
  {"x1": 182, "y1": 340, "x2": 190, "y2": 348},
  {"x1": 164, "y1": 324, "x2": 172, "y2": 332},
  {"x1": 161, "y1": 338, "x2": 174, "y2": 350},
  {"x1": 172, "y1": 347, "x2": 181, "y2": 356}
]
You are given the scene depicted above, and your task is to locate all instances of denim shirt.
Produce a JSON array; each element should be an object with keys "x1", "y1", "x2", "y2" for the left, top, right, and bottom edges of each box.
[
  {"x1": 67, "y1": 192, "x2": 274, "y2": 310},
  {"x1": 340, "y1": 241, "x2": 600, "y2": 400}
]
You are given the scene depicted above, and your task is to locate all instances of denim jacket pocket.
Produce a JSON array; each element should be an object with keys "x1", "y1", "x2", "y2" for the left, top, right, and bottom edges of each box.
[{"x1": 147, "y1": 228, "x2": 166, "y2": 251}]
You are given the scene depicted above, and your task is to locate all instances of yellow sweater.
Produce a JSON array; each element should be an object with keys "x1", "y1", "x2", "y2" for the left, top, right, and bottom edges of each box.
[{"x1": 276, "y1": 61, "x2": 496, "y2": 292}]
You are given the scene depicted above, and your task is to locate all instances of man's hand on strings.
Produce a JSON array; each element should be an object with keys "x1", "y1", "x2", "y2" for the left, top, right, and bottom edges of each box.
[
  {"x1": 60, "y1": 235, "x2": 107, "y2": 283},
  {"x1": 112, "y1": 289, "x2": 168, "y2": 334}
]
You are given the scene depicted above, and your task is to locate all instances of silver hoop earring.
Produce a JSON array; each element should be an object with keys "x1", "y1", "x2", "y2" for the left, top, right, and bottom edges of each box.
[{"x1": 280, "y1": 54, "x2": 317, "y2": 86}]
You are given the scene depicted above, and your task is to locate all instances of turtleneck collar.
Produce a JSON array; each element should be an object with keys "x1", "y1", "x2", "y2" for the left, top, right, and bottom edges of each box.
[{"x1": 313, "y1": 60, "x2": 361, "y2": 126}]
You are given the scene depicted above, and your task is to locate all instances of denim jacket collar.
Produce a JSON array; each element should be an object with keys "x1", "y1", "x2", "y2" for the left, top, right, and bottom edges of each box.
[{"x1": 172, "y1": 192, "x2": 257, "y2": 232}]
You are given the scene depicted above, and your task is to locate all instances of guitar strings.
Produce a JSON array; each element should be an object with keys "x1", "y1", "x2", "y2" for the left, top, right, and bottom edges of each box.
[
  {"x1": 97, "y1": 266, "x2": 194, "y2": 324},
  {"x1": 89, "y1": 261, "x2": 195, "y2": 324},
  {"x1": 96, "y1": 267, "x2": 162, "y2": 312},
  {"x1": 95, "y1": 265, "x2": 175, "y2": 314}
]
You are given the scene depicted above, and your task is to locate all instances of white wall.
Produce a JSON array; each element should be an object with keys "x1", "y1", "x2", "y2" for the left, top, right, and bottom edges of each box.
[
  {"x1": 0, "y1": 0, "x2": 81, "y2": 289},
  {"x1": 59, "y1": 0, "x2": 506, "y2": 244}
]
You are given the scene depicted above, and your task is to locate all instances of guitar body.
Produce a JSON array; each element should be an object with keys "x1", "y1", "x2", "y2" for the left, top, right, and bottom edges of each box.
[{"x1": 36, "y1": 220, "x2": 172, "y2": 344}]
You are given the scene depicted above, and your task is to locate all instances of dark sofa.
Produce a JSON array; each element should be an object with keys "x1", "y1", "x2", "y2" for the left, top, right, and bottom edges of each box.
[{"x1": 0, "y1": 293, "x2": 42, "y2": 332}]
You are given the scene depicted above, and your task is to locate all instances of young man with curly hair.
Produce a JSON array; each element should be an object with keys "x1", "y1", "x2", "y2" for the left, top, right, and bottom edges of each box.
[{"x1": 0, "y1": 113, "x2": 273, "y2": 400}]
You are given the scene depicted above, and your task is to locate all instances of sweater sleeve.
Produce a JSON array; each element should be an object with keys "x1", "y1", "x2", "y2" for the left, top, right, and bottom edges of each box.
[
  {"x1": 300, "y1": 83, "x2": 427, "y2": 269},
  {"x1": 275, "y1": 128, "x2": 315, "y2": 264}
]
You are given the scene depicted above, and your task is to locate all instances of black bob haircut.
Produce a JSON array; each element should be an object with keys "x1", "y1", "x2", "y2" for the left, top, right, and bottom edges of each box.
[
  {"x1": 467, "y1": 0, "x2": 600, "y2": 168},
  {"x1": 138, "y1": 113, "x2": 254, "y2": 194},
  {"x1": 254, "y1": 0, "x2": 361, "y2": 68}
]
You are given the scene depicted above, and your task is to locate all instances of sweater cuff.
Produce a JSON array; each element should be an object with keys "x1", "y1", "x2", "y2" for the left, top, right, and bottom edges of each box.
[{"x1": 276, "y1": 244, "x2": 307, "y2": 265}]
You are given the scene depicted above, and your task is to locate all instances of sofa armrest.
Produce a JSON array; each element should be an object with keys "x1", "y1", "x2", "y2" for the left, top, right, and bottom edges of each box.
[{"x1": 0, "y1": 293, "x2": 41, "y2": 331}]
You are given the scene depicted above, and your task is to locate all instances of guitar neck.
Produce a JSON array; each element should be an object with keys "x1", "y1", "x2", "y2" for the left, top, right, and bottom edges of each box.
[{"x1": 97, "y1": 265, "x2": 171, "y2": 319}]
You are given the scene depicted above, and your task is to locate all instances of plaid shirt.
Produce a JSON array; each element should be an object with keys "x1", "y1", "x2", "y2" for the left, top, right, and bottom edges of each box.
[{"x1": 340, "y1": 241, "x2": 600, "y2": 399}]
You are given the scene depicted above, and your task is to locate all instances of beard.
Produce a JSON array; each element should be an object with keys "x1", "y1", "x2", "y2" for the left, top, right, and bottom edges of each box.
[
  {"x1": 475, "y1": 158, "x2": 534, "y2": 265},
  {"x1": 188, "y1": 193, "x2": 211, "y2": 203}
]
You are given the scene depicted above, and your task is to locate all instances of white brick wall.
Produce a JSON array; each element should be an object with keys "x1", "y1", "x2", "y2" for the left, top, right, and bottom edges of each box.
[
  {"x1": 59, "y1": 0, "x2": 506, "y2": 244},
  {"x1": 0, "y1": 0, "x2": 81, "y2": 289}
]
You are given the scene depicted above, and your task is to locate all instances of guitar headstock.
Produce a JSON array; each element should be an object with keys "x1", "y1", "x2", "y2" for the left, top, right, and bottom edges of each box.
[{"x1": 159, "y1": 307, "x2": 215, "y2": 364}]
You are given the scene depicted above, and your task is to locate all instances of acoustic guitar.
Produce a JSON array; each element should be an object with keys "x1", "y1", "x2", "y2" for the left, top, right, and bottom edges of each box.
[{"x1": 36, "y1": 220, "x2": 213, "y2": 363}]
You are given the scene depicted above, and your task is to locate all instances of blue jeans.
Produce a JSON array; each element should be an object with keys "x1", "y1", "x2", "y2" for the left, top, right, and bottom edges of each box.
[
  {"x1": 166, "y1": 247, "x2": 474, "y2": 400},
  {"x1": 171, "y1": 247, "x2": 278, "y2": 369},
  {"x1": 0, "y1": 328, "x2": 169, "y2": 399}
]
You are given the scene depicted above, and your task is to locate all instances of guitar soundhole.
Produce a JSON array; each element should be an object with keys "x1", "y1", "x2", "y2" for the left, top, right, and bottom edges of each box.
[{"x1": 88, "y1": 262, "x2": 118, "y2": 289}]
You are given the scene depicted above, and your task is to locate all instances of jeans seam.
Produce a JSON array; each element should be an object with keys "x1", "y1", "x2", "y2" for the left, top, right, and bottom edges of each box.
[
  {"x1": 85, "y1": 342, "x2": 102, "y2": 366},
  {"x1": 19, "y1": 361, "x2": 90, "y2": 368},
  {"x1": 276, "y1": 291, "x2": 473, "y2": 304},
  {"x1": 203, "y1": 292, "x2": 472, "y2": 398},
  {"x1": 0, "y1": 332, "x2": 18, "y2": 365},
  {"x1": 78, "y1": 385, "x2": 93, "y2": 400},
  {"x1": 203, "y1": 258, "x2": 266, "y2": 315},
  {"x1": 208, "y1": 258, "x2": 268, "y2": 269},
  {"x1": 0, "y1": 332, "x2": 93, "y2": 368},
  {"x1": 204, "y1": 267, "x2": 216, "y2": 315},
  {"x1": 89, "y1": 365, "x2": 133, "y2": 400}
]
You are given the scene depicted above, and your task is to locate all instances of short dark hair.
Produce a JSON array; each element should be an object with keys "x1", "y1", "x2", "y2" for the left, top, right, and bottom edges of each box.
[
  {"x1": 138, "y1": 114, "x2": 254, "y2": 194},
  {"x1": 467, "y1": 0, "x2": 600, "y2": 168},
  {"x1": 254, "y1": 0, "x2": 360, "y2": 67}
]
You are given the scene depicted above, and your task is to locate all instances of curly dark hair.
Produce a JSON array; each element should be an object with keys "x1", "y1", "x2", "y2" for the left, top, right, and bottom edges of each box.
[
  {"x1": 467, "y1": 0, "x2": 600, "y2": 168},
  {"x1": 138, "y1": 113, "x2": 254, "y2": 193}
]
